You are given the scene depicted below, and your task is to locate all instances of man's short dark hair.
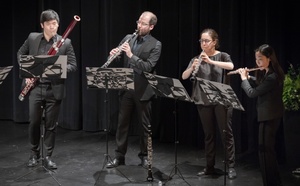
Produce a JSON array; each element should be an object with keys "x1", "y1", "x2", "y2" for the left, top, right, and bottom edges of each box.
[{"x1": 40, "y1": 9, "x2": 60, "y2": 24}]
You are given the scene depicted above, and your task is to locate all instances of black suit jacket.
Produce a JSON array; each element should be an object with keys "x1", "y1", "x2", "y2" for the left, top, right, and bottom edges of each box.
[
  {"x1": 241, "y1": 72, "x2": 284, "y2": 121},
  {"x1": 17, "y1": 32, "x2": 77, "y2": 100},
  {"x1": 119, "y1": 33, "x2": 162, "y2": 101}
]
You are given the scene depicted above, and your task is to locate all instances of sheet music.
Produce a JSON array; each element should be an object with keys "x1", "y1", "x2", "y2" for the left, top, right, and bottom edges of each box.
[
  {"x1": 19, "y1": 55, "x2": 67, "y2": 79},
  {"x1": 0, "y1": 66, "x2": 13, "y2": 85},
  {"x1": 143, "y1": 72, "x2": 193, "y2": 102},
  {"x1": 86, "y1": 67, "x2": 134, "y2": 90},
  {"x1": 196, "y1": 77, "x2": 244, "y2": 111}
]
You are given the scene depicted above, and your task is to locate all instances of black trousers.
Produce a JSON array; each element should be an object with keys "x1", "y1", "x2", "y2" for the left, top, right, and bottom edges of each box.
[
  {"x1": 28, "y1": 84, "x2": 61, "y2": 157},
  {"x1": 259, "y1": 119, "x2": 282, "y2": 186},
  {"x1": 115, "y1": 90, "x2": 152, "y2": 159},
  {"x1": 196, "y1": 104, "x2": 235, "y2": 168}
]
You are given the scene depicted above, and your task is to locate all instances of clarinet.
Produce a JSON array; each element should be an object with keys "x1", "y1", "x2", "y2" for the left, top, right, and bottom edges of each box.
[
  {"x1": 190, "y1": 52, "x2": 203, "y2": 82},
  {"x1": 18, "y1": 15, "x2": 81, "y2": 101},
  {"x1": 146, "y1": 124, "x2": 154, "y2": 182},
  {"x1": 101, "y1": 30, "x2": 139, "y2": 68}
]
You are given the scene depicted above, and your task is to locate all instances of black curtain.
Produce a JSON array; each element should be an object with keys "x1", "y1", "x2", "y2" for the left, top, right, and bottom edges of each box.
[{"x1": 1, "y1": 0, "x2": 299, "y2": 155}]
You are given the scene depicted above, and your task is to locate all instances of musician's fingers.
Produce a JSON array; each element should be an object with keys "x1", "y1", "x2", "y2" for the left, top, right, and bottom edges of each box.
[
  {"x1": 121, "y1": 43, "x2": 127, "y2": 50},
  {"x1": 241, "y1": 69, "x2": 248, "y2": 76},
  {"x1": 192, "y1": 60, "x2": 198, "y2": 67},
  {"x1": 110, "y1": 48, "x2": 118, "y2": 55},
  {"x1": 126, "y1": 44, "x2": 131, "y2": 51}
]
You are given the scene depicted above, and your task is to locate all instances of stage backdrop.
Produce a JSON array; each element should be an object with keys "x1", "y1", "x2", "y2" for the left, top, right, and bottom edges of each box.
[{"x1": 1, "y1": 0, "x2": 298, "y2": 157}]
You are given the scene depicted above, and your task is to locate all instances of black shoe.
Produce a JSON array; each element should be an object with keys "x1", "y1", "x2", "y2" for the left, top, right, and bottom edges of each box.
[
  {"x1": 228, "y1": 167, "x2": 237, "y2": 179},
  {"x1": 27, "y1": 154, "x2": 40, "y2": 167},
  {"x1": 292, "y1": 168, "x2": 300, "y2": 175},
  {"x1": 44, "y1": 156, "x2": 57, "y2": 169},
  {"x1": 106, "y1": 157, "x2": 125, "y2": 168},
  {"x1": 197, "y1": 167, "x2": 215, "y2": 176},
  {"x1": 139, "y1": 156, "x2": 148, "y2": 169}
]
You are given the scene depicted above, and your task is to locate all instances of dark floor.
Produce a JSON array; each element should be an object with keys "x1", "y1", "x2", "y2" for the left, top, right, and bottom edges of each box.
[{"x1": 1, "y1": 120, "x2": 300, "y2": 186}]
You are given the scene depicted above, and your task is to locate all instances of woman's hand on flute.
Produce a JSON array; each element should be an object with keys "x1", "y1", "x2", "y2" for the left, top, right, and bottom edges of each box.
[{"x1": 237, "y1": 68, "x2": 249, "y2": 80}]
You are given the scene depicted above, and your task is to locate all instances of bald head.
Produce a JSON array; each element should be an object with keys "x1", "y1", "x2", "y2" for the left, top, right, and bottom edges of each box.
[{"x1": 141, "y1": 11, "x2": 157, "y2": 26}]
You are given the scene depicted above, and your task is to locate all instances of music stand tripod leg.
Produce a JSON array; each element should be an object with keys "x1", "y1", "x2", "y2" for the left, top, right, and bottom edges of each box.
[
  {"x1": 14, "y1": 105, "x2": 61, "y2": 185},
  {"x1": 95, "y1": 78, "x2": 131, "y2": 183},
  {"x1": 98, "y1": 131, "x2": 131, "y2": 183},
  {"x1": 165, "y1": 100, "x2": 191, "y2": 186},
  {"x1": 100, "y1": 126, "x2": 114, "y2": 170},
  {"x1": 101, "y1": 90, "x2": 114, "y2": 171},
  {"x1": 223, "y1": 129, "x2": 227, "y2": 186},
  {"x1": 41, "y1": 115, "x2": 62, "y2": 185}
]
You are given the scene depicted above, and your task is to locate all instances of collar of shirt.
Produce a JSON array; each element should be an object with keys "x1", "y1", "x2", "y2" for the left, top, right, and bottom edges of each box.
[
  {"x1": 42, "y1": 34, "x2": 58, "y2": 42},
  {"x1": 138, "y1": 34, "x2": 150, "y2": 43}
]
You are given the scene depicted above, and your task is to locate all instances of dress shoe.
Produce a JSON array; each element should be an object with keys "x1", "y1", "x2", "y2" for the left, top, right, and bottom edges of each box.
[
  {"x1": 139, "y1": 156, "x2": 148, "y2": 169},
  {"x1": 27, "y1": 154, "x2": 40, "y2": 167},
  {"x1": 197, "y1": 167, "x2": 215, "y2": 176},
  {"x1": 292, "y1": 168, "x2": 300, "y2": 175},
  {"x1": 44, "y1": 156, "x2": 57, "y2": 169},
  {"x1": 228, "y1": 167, "x2": 237, "y2": 179},
  {"x1": 106, "y1": 157, "x2": 125, "y2": 168}
]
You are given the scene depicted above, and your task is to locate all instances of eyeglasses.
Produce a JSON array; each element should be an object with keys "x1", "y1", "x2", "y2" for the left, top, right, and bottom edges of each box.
[
  {"x1": 136, "y1": 20, "x2": 149, "y2": 26},
  {"x1": 199, "y1": 39, "x2": 212, "y2": 44}
]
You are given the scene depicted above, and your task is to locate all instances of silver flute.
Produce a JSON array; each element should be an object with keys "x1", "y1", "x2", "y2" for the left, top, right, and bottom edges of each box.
[{"x1": 227, "y1": 67, "x2": 262, "y2": 75}]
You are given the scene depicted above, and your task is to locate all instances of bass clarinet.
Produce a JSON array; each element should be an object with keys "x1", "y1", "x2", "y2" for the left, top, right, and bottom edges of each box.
[
  {"x1": 101, "y1": 30, "x2": 139, "y2": 68},
  {"x1": 18, "y1": 15, "x2": 81, "y2": 101}
]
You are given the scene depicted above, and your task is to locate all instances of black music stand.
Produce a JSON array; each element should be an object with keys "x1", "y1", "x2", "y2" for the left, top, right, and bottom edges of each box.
[
  {"x1": 194, "y1": 77, "x2": 244, "y2": 186},
  {"x1": 0, "y1": 66, "x2": 13, "y2": 85},
  {"x1": 194, "y1": 77, "x2": 244, "y2": 111},
  {"x1": 15, "y1": 55, "x2": 67, "y2": 186},
  {"x1": 143, "y1": 72, "x2": 193, "y2": 186},
  {"x1": 86, "y1": 67, "x2": 134, "y2": 182},
  {"x1": 19, "y1": 55, "x2": 67, "y2": 79}
]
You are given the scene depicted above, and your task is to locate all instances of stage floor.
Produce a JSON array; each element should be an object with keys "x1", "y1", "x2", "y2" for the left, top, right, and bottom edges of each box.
[{"x1": 1, "y1": 120, "x2": 299, "y2": 186}]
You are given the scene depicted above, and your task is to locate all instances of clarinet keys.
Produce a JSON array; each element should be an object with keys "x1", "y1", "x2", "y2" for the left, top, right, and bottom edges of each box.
[{"x1": 190, "y1": 51, "x2": 204, "y2": 81}]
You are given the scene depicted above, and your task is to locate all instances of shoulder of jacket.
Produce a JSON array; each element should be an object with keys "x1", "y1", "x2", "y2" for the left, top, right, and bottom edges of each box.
[
  {"x1": 148, "y1": 35, "x2": 159, "y2": 42},
  {"x1": 28, "y1": 32, "x2": 42, "y2": 38}
]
